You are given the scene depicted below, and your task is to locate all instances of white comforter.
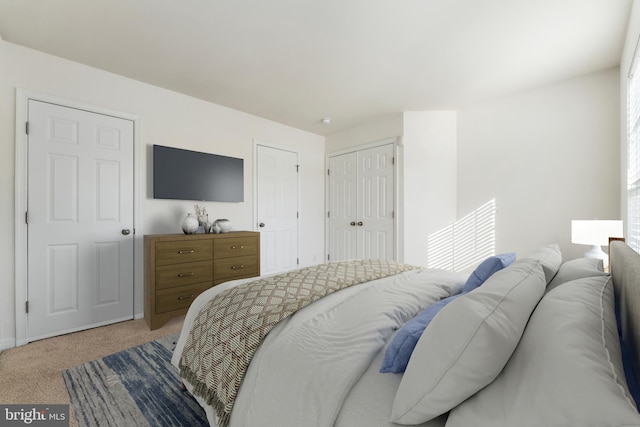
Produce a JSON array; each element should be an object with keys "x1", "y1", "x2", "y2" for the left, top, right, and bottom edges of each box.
[{"x1": 171, "y1": 266, "x2": 467, "y2": 427}]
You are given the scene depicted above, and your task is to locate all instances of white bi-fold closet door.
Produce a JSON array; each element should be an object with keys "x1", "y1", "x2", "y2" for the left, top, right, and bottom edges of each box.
[{"x1": 328, "y1": 143, "x2": 395, "y2": 261}]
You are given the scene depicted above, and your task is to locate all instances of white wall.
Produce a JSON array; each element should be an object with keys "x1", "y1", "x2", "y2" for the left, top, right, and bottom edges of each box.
[
  {"x1": 0, "y1": 41, "x2": 325, "y2": 349},
  {"x1": 325, "y1": 114, "x2": 403, "y2": 154},
  {"x1": 401, "y1": 112, "x2": 457, "y2": 266},
  {"x1": 324, "y1": 111, "x2": 457, "y2": 266},
  {"x1": 457, "y1": 68, "x2": 621, "y2": 260},
  {"x1": 326, "y1": 68, "x2": 620, "y2": 265}
]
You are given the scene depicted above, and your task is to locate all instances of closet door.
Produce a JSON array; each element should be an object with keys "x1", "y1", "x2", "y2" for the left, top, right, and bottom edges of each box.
[
  {"x1": 328, "y1": 143, "x2": 394, "y2": 261},
  {"x1": 328, "y1": 152, "x2": 358, "y2": 260},
  {"x1": 357, "y1": 144, "x2": 394, "y2": 259},
  {"x1": 256, "y1": 144, "x2": 299, "y2": 274},
  {"x1": 26, "y1": 100, "x2": 134, "y2": 342}
]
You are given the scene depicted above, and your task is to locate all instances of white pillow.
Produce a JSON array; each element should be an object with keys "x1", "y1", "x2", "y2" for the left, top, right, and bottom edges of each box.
[
  {"x1": 546, "y1": 257, "x2": 606, "y2": 292},
  {"x1": 390, "y1": 258, "x2": 546, "y2": 424},
  {"x1": 525, "y1": 243, "x2": 562, "y2": 283},
  {"x1": 446, "y1": 275, "x2": 640, "y2": 427}
]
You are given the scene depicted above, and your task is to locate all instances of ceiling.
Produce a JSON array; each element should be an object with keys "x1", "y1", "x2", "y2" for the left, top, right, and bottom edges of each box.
[{"x1": 0, "y1": 0, "x2": 632, "y2": 136}]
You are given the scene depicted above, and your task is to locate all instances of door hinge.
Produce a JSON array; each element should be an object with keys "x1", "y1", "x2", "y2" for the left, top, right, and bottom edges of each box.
[
  {"x1": 392, "y1": 156, "x2": 395, "y2": 165},
  {"x1": 327, "y1": 254, "x2": 331, "y2": 261},
  {"x1": 25, "y1": 301, "x2": 29, "y2": 314},
  {"x1": 327, "y1": 211, "x2": 330, "y2": 218},
  {"x1": 327, "y1": 169, "x2": 330, "y2": 176},
  {"x1": 297, "y1": 258, "x2": 299, "y2": 265},
  {"x1": 25, "y1": 122, "x2": 29, "y2": 135},
  {"x1": 297, "y1": 212, "x2": 299, "y2": 219},
  {"x1": 392, "y1": 210, "x2": 394, "y2": 219},
  {"x1": 25, "y1": 211, "x2": 29, "y2": 224},
  {"x1": 296, "y1": 164, "x2": 300, "y2": 172}
]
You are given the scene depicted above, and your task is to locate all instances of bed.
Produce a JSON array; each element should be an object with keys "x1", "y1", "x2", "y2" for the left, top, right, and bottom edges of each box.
[{"x1": 171, "y1": 242, "x2": 640, "y2": 427}]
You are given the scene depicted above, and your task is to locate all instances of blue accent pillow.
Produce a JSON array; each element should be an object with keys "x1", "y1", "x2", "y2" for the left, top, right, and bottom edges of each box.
[
  {"x1": 462, "y1": 253, "x2": 516, "y2": 293},
  {"x1": 619, "y1": 339, "x2": 640, "y2": 410},
  {"x1": 380, "y1": 253, "x2": 516, "y2": 373},
  {"x1": 615, "y1": 296, "x2": 640, "y2": 409},
  {"x1": 380, "y1": 294, "x2": 460, "y2": 373}
]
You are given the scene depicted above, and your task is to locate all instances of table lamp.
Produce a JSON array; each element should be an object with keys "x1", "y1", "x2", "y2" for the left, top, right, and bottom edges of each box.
[{"x1": 571, "y1": 220, "x2": 623, "y2": 268}]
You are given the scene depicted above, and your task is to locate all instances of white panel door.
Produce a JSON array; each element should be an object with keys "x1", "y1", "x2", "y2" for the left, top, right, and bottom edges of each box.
[
  {"x1": 256, "y1": 145, "x2": 299, "y2": 274},
  {"x1": 328, "y1": 152, "x2": 358, "y2": 260},
  {"x1": 328, "y1": 143, "x2": 394, "y2": 261},
  {"x1": 27, "y1": 100, "x2": 134, "y2": 341},
  {"x1": 357, "y1": 145, "x2": 394, "y2": 259}
]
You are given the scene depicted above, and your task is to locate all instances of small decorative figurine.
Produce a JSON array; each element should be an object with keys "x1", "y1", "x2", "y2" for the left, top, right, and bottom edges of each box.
[{"x1": 194, "y1": 204, "x2": 208, "y2": 226}]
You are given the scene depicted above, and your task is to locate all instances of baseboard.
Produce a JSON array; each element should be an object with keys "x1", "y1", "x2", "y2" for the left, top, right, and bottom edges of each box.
[
  {"x1": 1, "y1": 314, "x2": 145, "y2": 352},
  {"x1": 0, "y1": 338, "x2": 17, "y2": 352}
]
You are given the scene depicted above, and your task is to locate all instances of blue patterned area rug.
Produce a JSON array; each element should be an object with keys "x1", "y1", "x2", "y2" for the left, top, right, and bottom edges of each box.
[{"x1": 63, "y1": 334, "x2": 208, "y2": 427}]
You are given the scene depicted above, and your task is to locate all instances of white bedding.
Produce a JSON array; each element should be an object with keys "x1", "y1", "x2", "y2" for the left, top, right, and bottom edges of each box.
[{"x1": 171, "y1": 267, "x2": 467, "y2": 427}]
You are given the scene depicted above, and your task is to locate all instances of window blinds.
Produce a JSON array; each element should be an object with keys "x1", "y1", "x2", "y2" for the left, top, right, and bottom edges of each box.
[{"x1": 628, "y1": 53, "x2": 640, "y2": 252}]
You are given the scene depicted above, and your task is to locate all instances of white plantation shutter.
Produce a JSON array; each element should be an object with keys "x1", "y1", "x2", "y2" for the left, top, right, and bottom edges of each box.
[{"x1": 628, "y1": 50, "x2": 640, "y2": 252}]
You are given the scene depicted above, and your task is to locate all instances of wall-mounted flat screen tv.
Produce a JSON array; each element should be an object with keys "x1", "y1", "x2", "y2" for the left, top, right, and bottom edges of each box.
[{"x1": 153, "y1": 144, "x2": 244, "y2": 202}]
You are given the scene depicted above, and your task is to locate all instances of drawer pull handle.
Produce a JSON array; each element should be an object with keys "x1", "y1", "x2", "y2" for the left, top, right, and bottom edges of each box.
[
  {"x1": 177, "y1": 294, "x2": 195, "y2": 301},
  {"x1": 231, "y1": 264, "x2": 245, "y2": 270},
  {"x1": 177, "y1": 250, "x2": 195, "y2": 254},
  {"x1": 177, "y1": 272, "x2": 195, "y2": 278},
  {"x1": 230, "y1": 245, "x2": 244, "y2": 250}
]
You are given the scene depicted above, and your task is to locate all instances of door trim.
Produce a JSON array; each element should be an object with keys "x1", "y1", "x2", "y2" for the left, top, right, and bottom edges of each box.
[
  {"x1": 14, "y1": 89, "x2": 141, "y2": 347},
  {"x1": 252, "y1": 140, "x2": 300, "y2": 273},
  {"x1": 325, "y1": 138, "x2": 399, "y2": 262},
  {"x1": 325, "y1": 138, "x2": 397, "y2": 158}
]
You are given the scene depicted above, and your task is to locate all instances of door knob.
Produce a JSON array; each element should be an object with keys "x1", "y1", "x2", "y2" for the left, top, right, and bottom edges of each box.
[
  {"x1": 121, "y1": 229, "x2": 131, "y2": 235},
  {"x1": 259, "y1": 222, "x2": 265, "y2": 228},
  {"x1": 357, "y1": 221, "x2": 363, "y2": 226},
  {"x1": 350, "y1": 221, "x2": 356, "y2": 226}
]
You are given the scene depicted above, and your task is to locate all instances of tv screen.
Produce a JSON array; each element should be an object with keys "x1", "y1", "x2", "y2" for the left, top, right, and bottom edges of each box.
[{"x1": 153, "y1": 145, "x2": 244, "y2": 202}]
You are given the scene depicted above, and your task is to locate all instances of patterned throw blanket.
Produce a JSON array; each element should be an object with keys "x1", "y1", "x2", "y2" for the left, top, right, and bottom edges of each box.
[{"x1": 178, "y1": 259, "x2": 419, "y2": 427}]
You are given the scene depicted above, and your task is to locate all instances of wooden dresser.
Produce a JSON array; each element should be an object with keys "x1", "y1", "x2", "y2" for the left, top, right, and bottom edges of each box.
[{"x1": 144, "y1": 231, "x2": 260, "y2": 330}]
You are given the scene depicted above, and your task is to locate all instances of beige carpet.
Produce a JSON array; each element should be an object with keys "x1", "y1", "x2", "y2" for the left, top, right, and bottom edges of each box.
[{"x1": 0, "y1": 317, "x2": 184, "y2": 427}]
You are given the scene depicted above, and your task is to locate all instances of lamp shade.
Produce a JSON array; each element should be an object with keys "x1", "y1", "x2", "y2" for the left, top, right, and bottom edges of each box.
[{"x1": 571, "y1": 220, "x2": 623, "y2": 246}]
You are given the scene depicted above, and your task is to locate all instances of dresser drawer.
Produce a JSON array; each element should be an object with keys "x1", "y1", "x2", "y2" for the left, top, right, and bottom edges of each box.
[
  {"x1": 155, "y1": 282, "x2": 212, "y2": 314},
  {"x1": 145, "y1": 232, "x2": 260, "y2": 330},
  {"x1": 214, "y1": 237, "x2": 258, "y2": 259},
  {"x1": 155, "y1": 260, "x2": 213, "y2": 290},
  {"x1": 155, "y1": 240, "x2": 213, "y2": 265},
  {"x1": 214, "y1": 255, "x2": 260, "y2": 282}
]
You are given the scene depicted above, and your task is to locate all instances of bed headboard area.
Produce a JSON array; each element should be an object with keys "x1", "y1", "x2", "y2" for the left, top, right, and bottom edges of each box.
[{"x1": 610, "y1": 240, "x2": 640, "y2": 389}]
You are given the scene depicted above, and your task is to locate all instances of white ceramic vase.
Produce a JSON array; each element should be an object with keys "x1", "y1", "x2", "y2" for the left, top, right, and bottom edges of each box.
[
  {"x1": 181, "y1": 213, "x2": 199, "y2": 234},
  {"x1": 215, "y1": 219, "x2": 232, "y2": 233}
]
